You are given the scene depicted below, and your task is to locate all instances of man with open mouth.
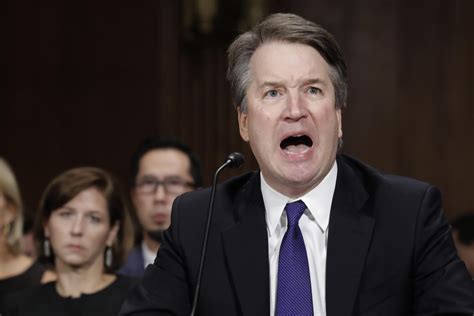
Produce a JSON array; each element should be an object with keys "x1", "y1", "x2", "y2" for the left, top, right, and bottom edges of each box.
[{"x1": 120, "y1": 13, "x2": 474, "y2": 316}]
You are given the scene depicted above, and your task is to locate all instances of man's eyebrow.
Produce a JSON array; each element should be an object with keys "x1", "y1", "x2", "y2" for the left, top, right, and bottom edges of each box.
[
  {"x1": 164, "y1": 175, "x2": 186, "y2": 180},
  {"x1": 257, "y1": 81, "x2": 284, "y2": 89},
  {"x1": 137, "y1": 175, "x2": 158, "y2": 181},
  {"x1": 301, "y1": 78, "x2": 328, "y2": 86},
  {"x1": 257, "y1": 78, "x2": 328, "y2": 89}
]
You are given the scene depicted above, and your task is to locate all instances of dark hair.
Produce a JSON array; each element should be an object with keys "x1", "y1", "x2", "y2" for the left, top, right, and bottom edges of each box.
[
  {"x1": 451, "y1": 213, "x2": 474, "y2": 245},
  {"x1": 35, "y1": 167, "x2": 133, "y2": 272},
  {"x1": 227, "y1": 13, "x2": 347, "y2": 113},
  {"x1": 130, "y1": 137, "x2": 203, "y2": 187}
]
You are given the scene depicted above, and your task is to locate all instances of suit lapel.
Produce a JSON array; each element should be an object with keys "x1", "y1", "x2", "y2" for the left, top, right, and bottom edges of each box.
[
  {"x1": 326, "y1": 157, "x2": 374, "y2": 315},
  {"x1": 222, "y1": 174, "x2": 270, "y2": 315}
]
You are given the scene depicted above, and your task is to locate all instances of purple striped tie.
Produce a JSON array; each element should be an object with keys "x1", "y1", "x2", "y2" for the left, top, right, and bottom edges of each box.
[{"x1": 276, "y1": 200, "x2": 313, "y2": 316}]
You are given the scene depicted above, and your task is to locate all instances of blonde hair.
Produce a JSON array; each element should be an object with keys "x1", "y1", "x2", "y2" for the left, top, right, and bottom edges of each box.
[{"x1": 0, "y1": 157, "x2": 24, "y2": 255}]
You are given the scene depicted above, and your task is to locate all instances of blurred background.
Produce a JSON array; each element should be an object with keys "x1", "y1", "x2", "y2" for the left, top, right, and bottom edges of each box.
[{"x1": 3, "y1": 0, "x2": 473, "y2": 220}]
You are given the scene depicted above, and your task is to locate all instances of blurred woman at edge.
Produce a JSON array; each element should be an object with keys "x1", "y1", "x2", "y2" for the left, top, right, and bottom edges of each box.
[{"x1": 0, "y1": 158, "x2": 54, "y2": 312}]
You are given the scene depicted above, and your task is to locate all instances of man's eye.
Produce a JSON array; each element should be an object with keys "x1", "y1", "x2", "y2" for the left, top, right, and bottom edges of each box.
[
  {"x1": 167, "y1": 180, "x2": 181, "y2": 185},
  {"x1": 307, "y1": 86, "x2": 321, "y2": 95},
  {"x1": 140, "y1": 179, "x2": 156, "y2": 186},
  {"x1": 264, "y1": 89, "x2": 280, "y2": 98}
]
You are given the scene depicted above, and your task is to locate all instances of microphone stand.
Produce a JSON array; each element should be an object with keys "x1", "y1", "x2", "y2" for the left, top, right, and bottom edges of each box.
[{"x1": 190, "y1": 153, "x2": 243, "y2": 316}]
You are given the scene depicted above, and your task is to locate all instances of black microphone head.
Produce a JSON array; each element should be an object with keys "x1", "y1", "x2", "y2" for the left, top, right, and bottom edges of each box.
[{"x1": 226, "y1": 152, "x2": 245, "y2": 168}]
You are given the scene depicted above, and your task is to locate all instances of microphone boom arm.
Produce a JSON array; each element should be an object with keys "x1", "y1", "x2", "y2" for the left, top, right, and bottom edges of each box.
[{"x1": 190, "y1": 153, "x2": 244, "y2": 316}]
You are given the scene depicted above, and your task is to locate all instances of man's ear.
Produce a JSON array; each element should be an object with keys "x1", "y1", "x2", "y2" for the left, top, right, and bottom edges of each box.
[
  {"x1": 336, "y1": 108, "x2": 343, "y2": 138},
  {"x1": 237, "y1": 107, "x2": 249, "y2": 142}
]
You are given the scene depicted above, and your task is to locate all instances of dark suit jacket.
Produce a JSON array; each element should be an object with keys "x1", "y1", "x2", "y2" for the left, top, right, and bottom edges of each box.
[
  {"x1": 118, "y1": 245, "x2": 146, "y2": 278},
  {"x1": 120, "y1": 155, "x2": 474, "y2": 315}
]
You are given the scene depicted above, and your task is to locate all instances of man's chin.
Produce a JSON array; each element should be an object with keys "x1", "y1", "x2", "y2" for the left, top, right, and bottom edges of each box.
[{"x1": 148, "y1": 230, "x2": 164, "y2": 243}]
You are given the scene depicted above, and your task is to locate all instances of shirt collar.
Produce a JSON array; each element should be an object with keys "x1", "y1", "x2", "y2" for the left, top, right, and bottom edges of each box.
[
  {"x1": 261, "y1": 161, "x2": 338, "y2": 237},
  {"x1": 141, "y1": 239, "x2": 157, "y2": 268}
]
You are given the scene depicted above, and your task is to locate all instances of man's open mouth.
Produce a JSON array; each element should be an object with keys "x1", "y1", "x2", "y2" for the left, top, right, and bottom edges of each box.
[{"x1": 280, "y1": 135, "x2": 313, "y2": 154}]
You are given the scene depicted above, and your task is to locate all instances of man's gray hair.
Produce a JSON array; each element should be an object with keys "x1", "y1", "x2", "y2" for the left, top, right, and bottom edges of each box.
[{"x1": 227, "y1": 13, "x2": 348, "y2": 113}]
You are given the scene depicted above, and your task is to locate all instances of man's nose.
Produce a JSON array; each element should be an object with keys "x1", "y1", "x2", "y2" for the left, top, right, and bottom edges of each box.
[
  {"x1": 153, "y1": 183, "x2": 167, "y2": 201},
  {"x1": 285, "y1": 92, "x2": 306, "y2": 120}
]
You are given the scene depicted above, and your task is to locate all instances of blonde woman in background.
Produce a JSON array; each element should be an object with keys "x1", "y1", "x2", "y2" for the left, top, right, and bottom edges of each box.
[{"x1": 0, "y1": 158, "x2": 54, "y2": 313}]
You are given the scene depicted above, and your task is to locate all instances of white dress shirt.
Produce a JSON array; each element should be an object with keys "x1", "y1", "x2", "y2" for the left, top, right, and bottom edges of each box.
[
  {"x1": 261, "y1": 162, "x2": 338, "y2": 316},
  {"x1": 141, "y1": 240, "x2": 157, "y2": 269}
]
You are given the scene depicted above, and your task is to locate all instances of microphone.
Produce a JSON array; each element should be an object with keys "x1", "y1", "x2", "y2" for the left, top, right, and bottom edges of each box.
[
  {"x1": 190, "y1": 152, "x2": 245, "y2": 316},
  {"x1": 225, "y1": 152, "x2": 245, "y2": 168}
]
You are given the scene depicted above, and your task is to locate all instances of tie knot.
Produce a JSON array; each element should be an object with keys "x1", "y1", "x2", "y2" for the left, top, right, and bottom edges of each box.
[{"x1": 285, "y1": 200, "x2": 307, "y2": 227}]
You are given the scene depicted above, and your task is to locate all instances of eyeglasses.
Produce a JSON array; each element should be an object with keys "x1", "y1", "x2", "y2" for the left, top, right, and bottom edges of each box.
[{"x1": 135, "y1": 177, "x2": 194, "y2": 195}]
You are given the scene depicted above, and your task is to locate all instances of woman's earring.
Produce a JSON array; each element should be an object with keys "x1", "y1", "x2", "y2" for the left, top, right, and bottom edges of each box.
[
  {"x1": 105, "y1": 246, "x2": 113, "y2": 268},
  {"x1": 43, "y1": 238, "x2": 51, "y2": 258}
]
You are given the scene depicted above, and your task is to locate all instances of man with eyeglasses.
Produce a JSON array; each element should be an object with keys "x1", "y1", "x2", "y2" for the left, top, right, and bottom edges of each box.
[{"x1": 118, "y1": 137, "x2": 202, "y2": 277}]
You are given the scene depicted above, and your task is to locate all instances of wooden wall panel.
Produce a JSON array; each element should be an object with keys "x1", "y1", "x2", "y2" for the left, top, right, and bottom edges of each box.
[
  {"x1": 3, "y1": 0, "x2": 473, "y2": 219},
  {"x1": 396, "y1": 0, "x2": 474, "y2": 215}
]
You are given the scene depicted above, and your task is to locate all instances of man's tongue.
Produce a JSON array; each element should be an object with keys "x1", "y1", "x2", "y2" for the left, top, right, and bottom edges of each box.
[
  {"x1": 281, "y1": 135, "x2": 313, "y2": 154},
  {"x1": 284, "y1": 144, "x2": 309, "y2": 154}
]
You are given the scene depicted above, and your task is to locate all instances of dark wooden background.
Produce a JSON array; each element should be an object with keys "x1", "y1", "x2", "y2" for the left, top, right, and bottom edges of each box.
[{"x1": 3, "y1": 0, "x2": 473, "y2": 220}]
